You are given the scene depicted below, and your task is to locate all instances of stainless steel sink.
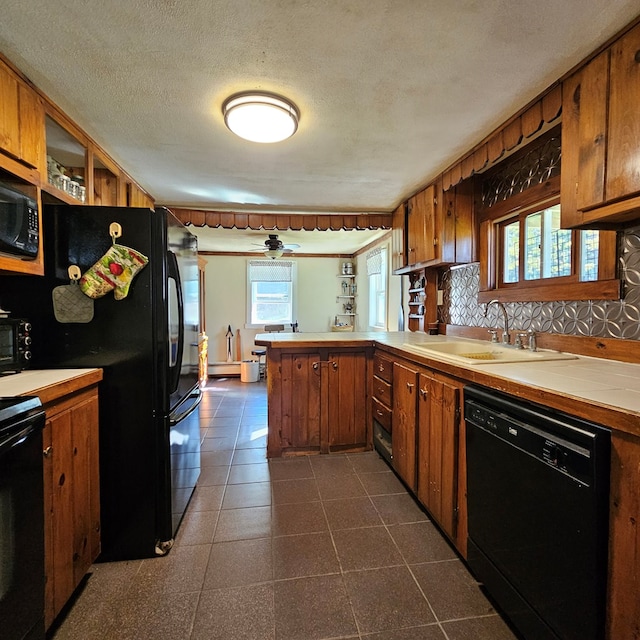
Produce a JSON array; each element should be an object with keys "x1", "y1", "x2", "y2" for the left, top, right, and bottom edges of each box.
[{"x1": 402, "y1": 340, "x2": 578, "y2": 365}]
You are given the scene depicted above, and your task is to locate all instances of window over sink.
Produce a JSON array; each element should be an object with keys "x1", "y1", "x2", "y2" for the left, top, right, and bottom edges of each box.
[{"x1": 476, "y1": 126, "x2": 618, "y2": 303}]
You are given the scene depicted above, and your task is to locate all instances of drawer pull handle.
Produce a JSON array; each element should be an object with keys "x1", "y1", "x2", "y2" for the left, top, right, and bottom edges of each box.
[
  {"x1": 406, "y1": 382, "x2": 414, "y2": 390},
  {"x1": 43, "y1": 446, "x2": 53, "y2": 458},
  {"x1": 419, "y1": 388, "x2": 428, "y2": 398},
  {"x1": 376, "y1": 409, "x2": 383, "y2": 416},
  {"x1": 378, "y1": 364, "x2": 385, "y2": 372}
]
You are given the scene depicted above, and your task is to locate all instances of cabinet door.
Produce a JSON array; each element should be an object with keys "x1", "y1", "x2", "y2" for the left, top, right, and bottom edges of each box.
[
  {"x1": 0, "y1": 62, "x2": 21, "y2": 160},
  {"x1": 18, "y1": 83, "x2": 45, "y2": 171},
  {"x1": 392, "y1": 362, "x2": 418, "y2": 490},
  {"x1": 407, "y1": 185, "x2": 436, "y2": 265},
  {"x1": 44, "y1": 390, "x2": 100, "y2": 630},
  {"x1": 279, "y1": 352, "x2": 321, "y2": 450},
  {"x1": 47, "y1": 409, "x2": 74, "y2": 625},
  {"x1": 561, "y1": 51, "x2": 609, "y2": 227},
  {"x1": 440, "y1": 181, "x2": 474, "y2": 264},
  {"x1": 391, "y1": 202, "x2": 406, "y2": 271},
  {"x1": 328, "y1": 350, "x2": 368, "y2": 449},
  {"x1": 416, "y1": 372, "x2": 460, "y2": 541},
  {"x1": 607, "y1": 22, "x2": 640, "y2": 203}
]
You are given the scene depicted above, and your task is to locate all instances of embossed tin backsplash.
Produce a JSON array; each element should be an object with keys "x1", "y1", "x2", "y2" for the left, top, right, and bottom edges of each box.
[{"x1": 439, "y1": 225, "x2": 640, "y2": 340}]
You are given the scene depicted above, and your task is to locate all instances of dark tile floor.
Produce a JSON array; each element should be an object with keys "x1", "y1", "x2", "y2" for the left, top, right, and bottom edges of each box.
[{"x1": 51, "y1": 378, "x2": 518, "y2": 640}]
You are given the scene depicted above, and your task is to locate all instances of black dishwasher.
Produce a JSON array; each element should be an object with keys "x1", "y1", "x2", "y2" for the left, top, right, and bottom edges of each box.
[
  {"x1": 0, "y1": 396, "x2": 46, "y2": 640},
  {"x1": 464, "y1": 385, "x2": 610, "y2": 640}
]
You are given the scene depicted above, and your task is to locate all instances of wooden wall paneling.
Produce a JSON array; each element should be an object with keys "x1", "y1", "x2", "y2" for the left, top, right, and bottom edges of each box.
[
  {"x1": 248, "y1": 213, "x2": 263, "y2": 229},
  {"x1": 330, "y1": 215, "x2": 344, "y2": 230},
  {"x1": 461, "y1": 154, "x2": 475, "y2": 181},
  {"x1": 343, "y1": 215, "x2": 357, "y2": 230},
  {"x1": 487, "y1": 130, "x2": 505, "y2": 163},
  {"x1": 607, "y1": 430, "x2": 640, "y2": 640},
  {"x1": 205, "y1": 211, "x2": 221, "y2": 227},
  {"x1": 234, "y1": 213, "x2": 248, "y2": 229},
  {"x1": 442, "y1": 169, "x2": 453, "y2": 192},
  {"x1": 503, "y1": 117, "x2": 523, "y2": 150},
  {"x1": 473, "y1": 146, "x2": 488, "y2": 173},
  {"x1": 302, "y1": 215, "x2": 317, "y2": 230},
  {"x1": 450, "y1": 163, "x2": 462, "y2": 188},
  {"x1": 276, "y1": 215, "x2": 290, "y2": 230},
  {"x1": 478, "y1": 219, "x2": 494, "y2": 292},
  {"x1": 219, "y1": 212, "x2": 235, "y2": 228},
  {"x1": 317, "y1": 217, "x2": 330, "y2": 231},
  {"x1": 188, "y1": 210, "x2": 206, "y2": 226},
  {"x1": 289, "y1": 216, "x2": 303, "y2": 230},
  {"x1": 541, "y1": 84, "x2": 562, "y2": 122},
  {"x1": 521, "y1": 101, "x2": 544, "y2": 138}
]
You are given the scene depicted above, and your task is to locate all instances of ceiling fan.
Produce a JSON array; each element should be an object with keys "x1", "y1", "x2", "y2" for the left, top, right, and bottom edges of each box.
[{"x1": 250, "y1": 234, "x2": 300, "y2": 259}]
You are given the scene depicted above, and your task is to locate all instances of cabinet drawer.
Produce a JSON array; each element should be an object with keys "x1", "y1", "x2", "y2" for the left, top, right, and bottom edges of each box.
[
  {"x1": 373, "y1": 375, "x2": 392, "y2": 407},
  {"x1": 373, "y1": 353, "x2": 393, "y2": 383},
  {"x1": 372, "y1": 397, "x2": 392, "y2": 432}
]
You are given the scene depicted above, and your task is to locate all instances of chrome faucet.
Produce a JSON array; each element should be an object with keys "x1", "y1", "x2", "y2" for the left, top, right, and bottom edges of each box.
[{"x1": 485, "y1": 299, "x2": 510, "y2": 345}]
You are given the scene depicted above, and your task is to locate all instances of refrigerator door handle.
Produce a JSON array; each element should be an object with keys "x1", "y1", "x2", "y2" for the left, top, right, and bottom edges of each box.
[
  {"x1": 169, "y1": 387, "x2": 202, "y2": 426},
  {"x1": 167, "y1": 250, "x2": 185, "y2": 394}
]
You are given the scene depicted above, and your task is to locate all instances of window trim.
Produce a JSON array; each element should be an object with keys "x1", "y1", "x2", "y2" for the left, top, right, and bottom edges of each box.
[
  {"x1": 245, "y1": 259, "x2": 297, "y2": 329},
  {"x1": 477, "y1": 178, "x2": 619, "y2": 304},
  {"x1": 367, "y1": 245, "x2": 388, "y2": 330}
]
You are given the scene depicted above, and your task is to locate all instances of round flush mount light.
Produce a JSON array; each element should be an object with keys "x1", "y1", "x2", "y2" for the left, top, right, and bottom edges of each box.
[{"x1": 223, "y1": 92, "x2": 299, "y2": 143}]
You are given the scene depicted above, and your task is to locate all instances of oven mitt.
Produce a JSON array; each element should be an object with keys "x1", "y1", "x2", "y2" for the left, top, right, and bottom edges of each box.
[
  {"x1": 52, "y1": 266, "x2": 94, "y2": 323},
  {"x1": 80, "y1": 244, "x2": 148, "y2": 300}
]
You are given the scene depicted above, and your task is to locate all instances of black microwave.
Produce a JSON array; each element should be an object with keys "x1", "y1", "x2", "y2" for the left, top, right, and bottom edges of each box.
[
  {"x1": 0, "y1": 181, "x2": 39, "y2": 259},
  {"x1": 0, "y1": 319, "x2": 32, "y2": 374}
]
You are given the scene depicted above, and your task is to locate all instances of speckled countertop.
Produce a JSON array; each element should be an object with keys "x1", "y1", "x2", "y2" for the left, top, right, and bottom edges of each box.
[{"x1": 256, "y1": 331, "x2": 640, "y2": 435}]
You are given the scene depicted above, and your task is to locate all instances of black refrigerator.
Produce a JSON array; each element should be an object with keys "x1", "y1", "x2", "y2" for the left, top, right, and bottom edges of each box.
[{"x1": 0, "y1": 205, "x2": 201, "y2": 561}]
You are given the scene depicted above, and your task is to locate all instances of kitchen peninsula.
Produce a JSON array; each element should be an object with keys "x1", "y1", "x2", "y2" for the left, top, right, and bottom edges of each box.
[{"x1": 256, "y1": 330, "x2": 640, "y2": 640}]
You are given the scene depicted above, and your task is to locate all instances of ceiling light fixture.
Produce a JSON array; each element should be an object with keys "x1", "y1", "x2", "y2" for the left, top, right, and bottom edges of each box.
[
  {"x1": 223, "y1": 92, "x2": 299, "y2": 143},
  {"x1": 264, "y1": 248, "x2": 284, "y2": 259}
]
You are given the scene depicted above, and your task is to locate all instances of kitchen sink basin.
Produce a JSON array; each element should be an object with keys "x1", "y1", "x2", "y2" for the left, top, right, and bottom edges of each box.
[{"x1": 402, "y1": 340, "x2": 578, "y2": 365}]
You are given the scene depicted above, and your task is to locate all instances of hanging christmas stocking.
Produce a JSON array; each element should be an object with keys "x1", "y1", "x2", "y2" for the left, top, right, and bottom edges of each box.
[{"x1": 80, "y1": 244, "x2": 149, "y2": 300}]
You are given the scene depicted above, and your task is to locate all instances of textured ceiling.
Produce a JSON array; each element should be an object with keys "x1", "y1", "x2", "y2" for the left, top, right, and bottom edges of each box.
[{"x1": 1, "y1": 1, "x2": 639, "y2": 253}]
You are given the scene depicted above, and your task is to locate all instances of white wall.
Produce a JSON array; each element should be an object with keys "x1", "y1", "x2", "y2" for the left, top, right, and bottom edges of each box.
[
  {"x1": 200, "y1": 240, "x2": 403, "y2": 363},
  {"x1": 201, "y1": 255, "x2": 349, "y2": 362}
]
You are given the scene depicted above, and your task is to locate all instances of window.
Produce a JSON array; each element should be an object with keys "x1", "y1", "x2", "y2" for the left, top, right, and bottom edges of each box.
[
  {"x1": 477, "y1": 126, "x2": 618, "y2": 303},
  {"x1": 498, "y1": 202, "x2": 599, "y2": 287},
  {"x1": 247, "y1": 259, "x2": 296, "y2": 327},
  {"x1": 367, "y1": 246, "x2": 387, "y2": 329}
]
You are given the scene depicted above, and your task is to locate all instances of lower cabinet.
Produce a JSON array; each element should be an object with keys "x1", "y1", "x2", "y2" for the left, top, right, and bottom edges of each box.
[
  {"x1": 267, "y1": 347, "x2": 369, "y2": 456},
  {"x1": 392, "y1": 361, "x2": 419, "y2": 491},
  {"x1": 416, "y1": 371, "x2": 462, "y2": 542},
  {"x1": 385, "y1": 351, "x2": 465, "y2": 553},
  {"x1": 42, "y1": 387, "x2": 100, "y2": 629}
]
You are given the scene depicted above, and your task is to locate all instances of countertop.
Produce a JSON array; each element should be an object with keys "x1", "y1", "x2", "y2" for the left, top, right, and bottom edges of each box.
[
  {"x1": 256, "y1": 331, "x2": 640, "y2": 435},
  {"x1": 0, "y1": 368, "x2": 103, "y2": 405}
]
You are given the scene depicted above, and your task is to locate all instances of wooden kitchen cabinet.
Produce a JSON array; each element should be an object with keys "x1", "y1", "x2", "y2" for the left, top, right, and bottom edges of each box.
[
  {"x1": 0, "y1": 59, "x2": 45, "y2": 172},
  {"x1": 391, "y1": 201, "x2": 406, "y2": 271},
  {"x1": 42, "y1": 386, "x2": 100, "y2": 629},
  {"x1": 416, "y1": 371, "x2": 461, "y2": 542},
  {"x1": 392, "y1": 361, "x2": 419, "y2": 490},
  {"x1": 267, "y1": 347, "x2": 370, "y2": 456},
  {"x1": 562, "y1": 21, "x2": 640, "y2": 228},
  {"x1": 439, "y1": 180, "x2": 474, "y2": 264},
  {"x1": 406, "y1": 185, "x2": 436, "y2": 266}
]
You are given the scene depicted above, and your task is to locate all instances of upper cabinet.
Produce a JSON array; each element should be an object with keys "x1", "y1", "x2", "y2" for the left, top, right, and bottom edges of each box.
[
  {"x1": 0, "y1": 59, "x2": 45, "y2": 179},
  {"x1": 0, "y1": 53, "x2": 153, "y2": 274},
  {"x1": 439, "y1": 180, "x2": 474, "y2": 265},
  {"x1": 406, "y1": 184, "x2": 437, "y2": 266},
  {"x1": 391, "y1": 202, "x2": 406, "y2": 271},
  {"x1": 562, "y1": 21, "x2": 640, "y2": 228}
]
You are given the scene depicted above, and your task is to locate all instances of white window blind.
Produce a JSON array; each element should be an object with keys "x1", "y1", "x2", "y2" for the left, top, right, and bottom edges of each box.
[
  {"x1": 366, "y1": 247, "x2": 383, "y2": 276},
  {"x1": 247, "y1": 259, "x2": 295, "y2": 327}
]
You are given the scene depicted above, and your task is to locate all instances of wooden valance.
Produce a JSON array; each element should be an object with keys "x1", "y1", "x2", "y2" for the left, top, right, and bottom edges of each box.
[
  {"x1": 441, "y1": 84, "x2": 562, "y2": 191},
  {"x1": 170, "y1": 209, "x2": 393, "y2": 231}
]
